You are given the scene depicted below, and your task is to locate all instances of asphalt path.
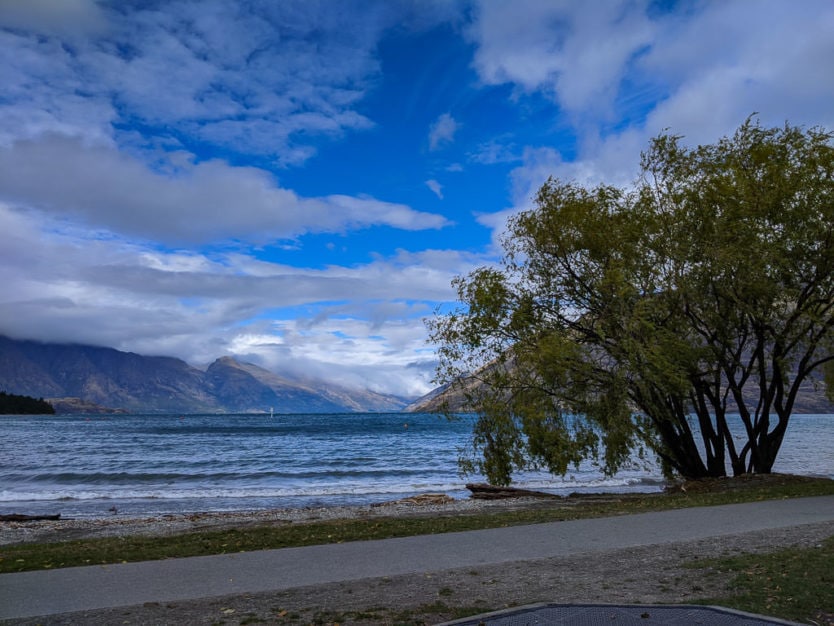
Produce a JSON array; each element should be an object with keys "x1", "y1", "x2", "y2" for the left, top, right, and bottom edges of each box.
[{"x1": 2, "y1": 495, "x2": 833, "y2": 621}]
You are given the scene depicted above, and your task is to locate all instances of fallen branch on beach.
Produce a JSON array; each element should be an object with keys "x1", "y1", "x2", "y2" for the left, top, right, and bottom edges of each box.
[
  {"x1": 465, "y1": 483, "x2": 561, "y2": 500},
  {"x1": 371, "y1": 494, "x2": 455, "y2": 507},
  {"x1": 0, "y1": 513, "x2": 62, "y2": 522}
]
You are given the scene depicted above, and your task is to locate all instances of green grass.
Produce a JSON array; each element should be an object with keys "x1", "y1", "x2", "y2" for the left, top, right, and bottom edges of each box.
[
  {"x1": 690, "y1": 535, "x2": 834, "y2": 624},
  {"x1": 1, "y1": 474, "x2": 832, "y2": 574}
]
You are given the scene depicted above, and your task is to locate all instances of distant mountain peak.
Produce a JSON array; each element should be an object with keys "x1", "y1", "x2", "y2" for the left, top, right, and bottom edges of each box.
[{"x1": 0, "y1": 335, "x2": 412, "y2": 414}]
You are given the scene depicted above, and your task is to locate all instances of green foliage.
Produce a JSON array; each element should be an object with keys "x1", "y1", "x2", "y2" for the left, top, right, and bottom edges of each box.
[
  {"x1": 0, "y1": 391, "x2": 54, "y2": 415},
  {"x1": 429, "y1": 117, "x2": 834, "y2": 484}
]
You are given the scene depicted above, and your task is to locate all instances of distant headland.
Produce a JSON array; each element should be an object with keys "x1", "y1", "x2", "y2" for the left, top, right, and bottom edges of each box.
[{"x1": 0, "y1": 390, "x2": 54, "y2": 415}]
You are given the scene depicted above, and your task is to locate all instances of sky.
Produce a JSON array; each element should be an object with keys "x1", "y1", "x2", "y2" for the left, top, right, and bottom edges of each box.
[{"x1": 0, "y1": 0, "x2": 833, "y2": 399}]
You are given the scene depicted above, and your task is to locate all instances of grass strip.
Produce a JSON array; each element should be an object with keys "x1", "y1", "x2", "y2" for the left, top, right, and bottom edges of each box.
[
  {"x1": 689, "y1": 535, "x2": 834, "y2": 624},
  {"x1": 1, "y1": 475, "x2": 832, "y2": 574}
]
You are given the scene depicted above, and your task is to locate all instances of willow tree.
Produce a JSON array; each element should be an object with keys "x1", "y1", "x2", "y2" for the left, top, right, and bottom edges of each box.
[{"x1": 429, "y1": 119, "x2": 834, "y2": 484}]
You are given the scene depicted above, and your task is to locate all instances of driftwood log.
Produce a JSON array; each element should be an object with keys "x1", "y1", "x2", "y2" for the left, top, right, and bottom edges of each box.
[
  {"x1": 0, "y1": 513, "x2": 61, "y2": 522},
  {"x1": 371, "y1": 493, "x2": 455, "y2": 507},
  {"x1": 466, "y1": 483, "x2": 560, "y2": 500}
]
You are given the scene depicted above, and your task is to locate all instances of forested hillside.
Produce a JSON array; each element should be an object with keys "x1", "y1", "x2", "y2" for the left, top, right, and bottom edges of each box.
[{"x1": 0, "y1": 391, "x2": 54, "y2": 414}]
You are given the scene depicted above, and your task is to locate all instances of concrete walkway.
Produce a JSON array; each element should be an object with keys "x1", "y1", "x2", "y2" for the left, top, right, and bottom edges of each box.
[{"x1": 2, "y1": 496, "x2": 833, "y2": 621}]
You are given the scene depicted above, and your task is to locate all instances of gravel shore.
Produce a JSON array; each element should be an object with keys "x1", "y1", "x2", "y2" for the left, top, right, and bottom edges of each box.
[
  {"x1": 0, "y1": 495, "x2": 541, "y2": 546},
  {"x1": 3, "y1": 495, "x2": 833, "y2": 625}
]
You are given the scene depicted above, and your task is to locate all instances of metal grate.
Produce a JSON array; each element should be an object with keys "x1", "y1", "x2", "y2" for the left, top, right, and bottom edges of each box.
[{"x1": 441, "y1": 603, "x2": 800, "y2": 626}]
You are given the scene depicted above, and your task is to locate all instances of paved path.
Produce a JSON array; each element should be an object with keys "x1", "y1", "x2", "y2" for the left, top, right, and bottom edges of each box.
[{"x1": 2, "y1": 496, "x2": 833, "y2": 621}]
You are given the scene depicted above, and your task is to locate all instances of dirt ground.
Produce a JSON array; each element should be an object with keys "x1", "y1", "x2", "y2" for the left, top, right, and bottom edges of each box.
[{"x1": 6, "y1": 520, "x2": 833, "y2": 626}]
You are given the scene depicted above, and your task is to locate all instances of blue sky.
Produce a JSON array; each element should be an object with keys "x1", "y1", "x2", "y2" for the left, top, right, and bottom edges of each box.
[{"x1": 0, "y1": 0, "x2": 833, "y2": 397}]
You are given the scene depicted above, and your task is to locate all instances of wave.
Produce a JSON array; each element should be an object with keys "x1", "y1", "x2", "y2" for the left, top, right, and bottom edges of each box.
[
  {"x1": 0, "y1": 483, "x2": 461, "y2": 503},
  {"x1": 3, "y1": 467, "x2": 455, "y2": 484},
  {"x1": 0, "y1": 476, "x2": 667, "y2": 505}
]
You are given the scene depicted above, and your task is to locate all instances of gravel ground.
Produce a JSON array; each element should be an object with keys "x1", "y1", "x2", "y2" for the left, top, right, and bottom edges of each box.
[
  {"x1": 2, "y1": 497, "x2": 833, "y2": 625},
  {"x1": 0, "y1": 495, "x2": 545, "y2": 546}
]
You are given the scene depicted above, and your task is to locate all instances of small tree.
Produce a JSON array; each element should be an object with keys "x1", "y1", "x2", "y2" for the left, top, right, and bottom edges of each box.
[{"x1": 429, "y1": 119, "x2": 834, "y2": 484}]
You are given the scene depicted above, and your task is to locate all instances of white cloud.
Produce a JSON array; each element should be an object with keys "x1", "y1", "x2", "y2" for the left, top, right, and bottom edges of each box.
[
  {"x1": 468, "y1": 138, "x2": 521, "y2": 165},
  {"x1": 426, "y1": 179, "x2": 443, "y2": 199},
  {"x1": 319, "y1": 194, "x2": 448, "y2": 232},
  {"x1": 468, "y1": 0, "x2": 653, "y2": 119},
  {"x1": 0, "y1": 0, "x2": 106, "y2": 37},
  {"x1": 470, "y1": 0, "x2": 834, "y2": 245},
  {"x1": 0, "y1": 1, "x2": 387, "y2": 162},
  {"x1": 251, "y1": 315, "x2": 438, "y2": 396},
  {"x1": 640, "y1": 0, "x2": 834, "y2": 139},
  {"x1": 428, "y1": 113, "x2": 459, "y2": 151},
  {"x1": 0, "y1": 135, "x2": 448, "y2": 244}
]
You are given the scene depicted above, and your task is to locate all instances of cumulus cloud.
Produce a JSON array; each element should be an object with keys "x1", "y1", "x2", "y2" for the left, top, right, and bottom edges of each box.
[
  {"x1": 469, "y1": 0, "x2": 834, "y2": 243},
  {"x1": 0, "y1": 135, "x2": 448, "y2": 244},
  {"x1": 468, "y1": 0, "x2": 654, "y2": 119},
  {"x1": 639, "y1": 0, "x2": 834, "y2": 139},
  {"x1": 426, "y1": 179, "x2": 443, "y2": 199},
  {"x1": 428, "y1": 113, "x2": 459, "y2": 151}
]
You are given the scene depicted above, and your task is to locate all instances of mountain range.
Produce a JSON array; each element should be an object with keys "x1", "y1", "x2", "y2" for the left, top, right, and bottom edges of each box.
[
  {"x1": 6, "y1": 333, "x2": 828, "y2": 416},
  {"x1": 404, "y1": 371, "x2": 834, "y2": 415},
  {"x1": 0, "y1": 335, "x2": 409, "y2": 414}
]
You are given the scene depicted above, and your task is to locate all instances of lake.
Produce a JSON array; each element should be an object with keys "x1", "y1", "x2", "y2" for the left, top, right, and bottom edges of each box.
[{"x1": 1, "y1": 412, "x2": 831, "y2": 519}]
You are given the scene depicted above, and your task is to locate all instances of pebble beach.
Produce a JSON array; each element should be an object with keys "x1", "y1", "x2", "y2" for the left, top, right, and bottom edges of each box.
[{"x1": 0, "y1": 493, "x2": 557, "y2": 546}]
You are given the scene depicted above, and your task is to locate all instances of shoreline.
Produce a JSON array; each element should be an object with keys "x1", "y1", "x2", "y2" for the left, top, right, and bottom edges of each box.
[
  {"x1": 0, "y1": 479, "x2": 669, "y2": 522},
  {"x1": 3, "y1": 473, "x2": 830, "y2": 547},
  {"x1": 0, "y1": 493, "x2": 571, "y2": 546}
]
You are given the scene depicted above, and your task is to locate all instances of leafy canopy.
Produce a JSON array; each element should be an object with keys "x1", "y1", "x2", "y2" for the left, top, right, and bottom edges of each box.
[{"x1": 429, "y1": 118, "x2": 834, "y2": 484}]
